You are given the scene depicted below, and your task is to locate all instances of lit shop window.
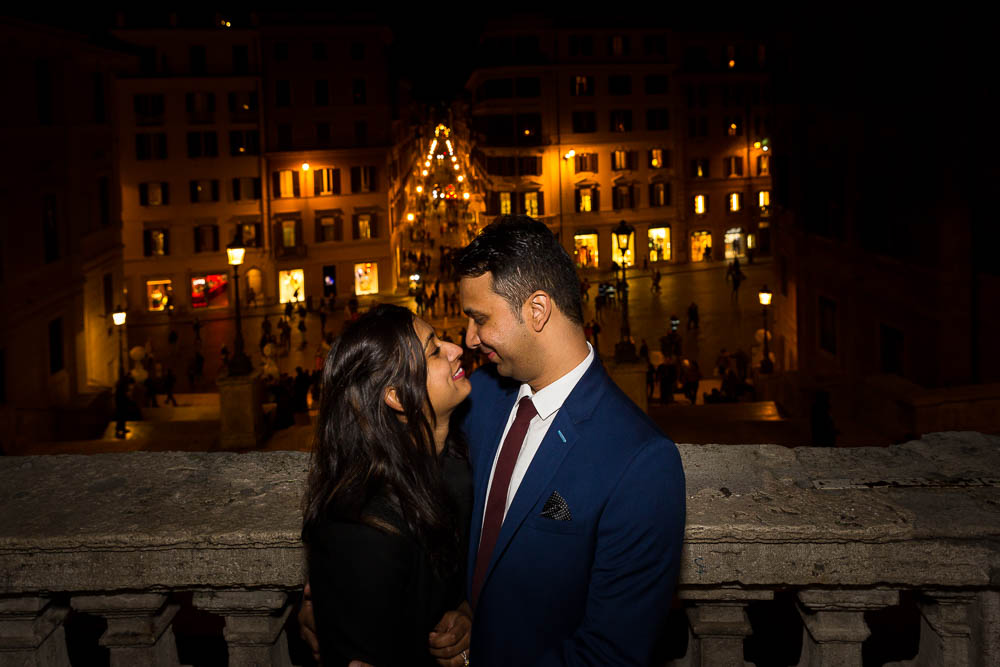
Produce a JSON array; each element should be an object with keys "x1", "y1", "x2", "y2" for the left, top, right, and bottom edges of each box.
[
  {"x1": 648, "y1": 227, "x2": 671, "y2": 262},
  {"x1": 725, "y1": 228, "x2": 746, "y2": 259},
  {"x1": 691, "y1": 231, "x2": 712, "y2": 262},
  {"x1": 759, "y1": 190, "x2": 771, "y2": 210},
  {"x1": 499, "y1": 192, "x2": 512, "y2": 215},
  {"x1": 146, "y1": 280, "x2": 172, "y2": 311},
  {"x1": 354, "y1": 262, "x2": 378, "y2": 295},
  {"x1": 279, "y1": 269, "x2": 305, "y2": 303},
  {"x1": 524, "y1": 192, "x2": 539, "y2": 217},
  {"x1": 190, "y1": 273, "x2": 230, "y2": 309},
  {"x1": 574, "y1": 233, "x2": 598, "y2": 268},
  {"x1": 611, "y1": 230, "x2": 635, "y2": 268},
  {"x1": 729, "y1": 192, "x2": 742, "y2": 212},
  {"x1": 694, "y1": 194, "x2": 707, "y2": 215}
]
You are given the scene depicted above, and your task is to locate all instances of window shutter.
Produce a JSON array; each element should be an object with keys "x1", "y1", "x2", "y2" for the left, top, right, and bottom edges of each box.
[
  {"x1": 314, "y1": 215, "x2": 322, "y2": 242},
  {"x1": 736, "y1": 157, "x2": 744, "y2": 176},
  {"x1": 612, "y1": 188, "x2": 620, "y2": 210},
  {"x1": 211, "y1": 180, "x2": 220, "y2": 202},
  {"x1": 664, "y1": 183, "x2": 672, "y2": 206},
  {"x1": 314, "y1": 172, "x2": 322, "y2": 196},
  {"x1": 589, "y1": 153, "x2": 598, "y2": 172},
  {"x1": 593, "y1": 187, "x2": 600, "y2": 212},
  {"x1": 212, "y1": 225, "x2": 219, "y2": 251},
  {"x1": 292, "y1": 172, "x2": 300, "y2": 197},
  {"x1": 232, "y1": 178, "x2": 241, "y2": 201},
  {"x1": 194, "y1": 227, "x2": 202, "y2": 253},
  {"x1": 143, "y1": 230, "x2": 151, "y2": 256},
  {"x1": 705, "y1": 195, "x2": 710, "y2": 213},
  {"x1": 162, "y1": 230, "x2": 170, "y2": 255},
  {"x1": 351, "y1": 167, "x2": 360, "y2": 193},
  {"x1": 368, "y1": 167, "x2": 377, "y2": 192},
  {"x1": 536, "y1": 191, "x2": 544, "y2": 216},
  {"x1": 352, "y1": 214, "x2": 360, "y2": 239},
  {"x1": 517, "y1": 192, "x2": 526, "y2": 215},
  {"x1": 272, "y1": 172, "x2": 280, "y2": 197},
  {"x1": 632, "y1": 184, "x2": 640, "y2": 208},
  {"x1": 370, "y1": 213, "x2": 379, "y2": 238},
  {"x1": 574, "y1": 188, "x2": 581, "y2": 212},
  {"x1": 487, "y1": 191, "x2": 499, "y2": 216},
  {"x1": 628, "y1": 151, "x2": 637, "y2": 170},
  {"x1": 190, "y1": 181, "x2": 199, "y2": 203},
  {"x1": 574, "y1": 155, "x2": 583, "y2": 173},
  {"x1": 139, "y1": 183, "x2": 149, "y2": 206},
  {"x1": 253, "y1": 223, "x2": 262, "y2": 247},
  {"x1": 649, "y1": 183, "x2": 656, "y2": 207},
  {"x1": 161, "y1": 182, "x2": 170, "y2": 205},
  {"x1": 332, "y1": 169, "x2": 340, "y2": 194},
  {"x1": 335, "y1": 216, "x2": 343, "y2": 241},
  {"x1": 252, "y1": 178, "x2": 261, "y2": 200}
]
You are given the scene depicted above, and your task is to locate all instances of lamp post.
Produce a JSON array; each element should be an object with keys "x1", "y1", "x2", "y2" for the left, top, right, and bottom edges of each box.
[
  {"x1": 758, "y1": 285, "x2": 774, "y2": 374},
  {"x1": 226, "y1": 232, "x2": 254, "y2": 376},
  {"x1": 613, "y1": 220, "x2": 637, "y2": 362},
  {"x1": 112, "y1": 305, "x2": 126, "y2": 378}
]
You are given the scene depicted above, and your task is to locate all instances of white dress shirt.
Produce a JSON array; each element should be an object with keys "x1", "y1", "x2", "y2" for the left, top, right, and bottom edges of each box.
[{"x1": 482, "y1": 343, "x2": 595, "y2": 528}]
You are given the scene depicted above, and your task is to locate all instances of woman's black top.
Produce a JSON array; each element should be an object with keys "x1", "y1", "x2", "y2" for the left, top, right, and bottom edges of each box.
[{"x1": 305, "y1": 452, "x2": 472, "y2": 666}]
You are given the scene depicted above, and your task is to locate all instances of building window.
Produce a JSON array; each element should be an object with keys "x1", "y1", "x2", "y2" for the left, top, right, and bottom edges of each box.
[
  {"x1": 499, "y1": 192, "x2": 512, "y2": 215},
  {"x1": 42, "y1": 194, "x2": 58, "y2": 263},
  {"x1": 316, "y1": 123, "x2": 331, "y2": 147},
  {"x1": 143, "y1": 229, "x2": 169, "y2": 256},
  {"x1": 690, "y1": 231, "x2": 712, "y2": 262},
  {"x1": 277, "y1": 124, "x2": 292, "y2": 150},
  {"x1": 611, "y1": 150, "x2": 630, "y2": 171},
  {"x1": 574, "y1": 233, "x2": 598, "y2": 268},
  {"x1": 609, "y1": 35, "x2": 629, "y2": 57},
  {"x1": 228, "y1": 130, "x2": 259, "y2": 156},
  {"x1": 354, "y1": 121, "x2": 368, "y2": 146},
  {"x1": 138, "y1": 182, "x2": 168, "y2": 206},
  {"x1": 516, "y1": 77, "x2": 541, "y2": 97},
  {"x1": 574, "y1": 153, "x2": 598, "y2": 173},
  {"x1": 133, "y1": 94, "x2": 165, "y2": 125},
  {"x1": 725, "y1": 116, "x2": 744, "y2": 137},
  {"x1": 688, "y1": 116, "x2": 709, "y2": 138},
  {"x1": 612, "y1": 184, "x2": 637, "y2": 210},
  {"x1": 354, "y1": 262, "x2": 378, "y2": 295},
  {"x1": 486, "y1": 156, "x2": 516, "y2": 177},
  {"x1": 608, "y1": 75, "x2": 631, "y2": 95},
  {"x1": 524, "y1": 191, "x2": 540, "y2": 217},
  {"x1": 353, "y1": 79, "x2": 367, "y2": 104},
  {"x1": 146, "y1": 279, "x2": 171, "y2": 311},
  {"x1": 103, "y1": 272, "x2": 114, "y2": 314},
  {"x1": 571, "y1": 75, "x2": 594, "y2": 96},
  {"x1": 880, "y1": 324, "x2": 904, "y2": 375},
  {"x1": 318, "y1": 214, "x2": 342, "y2": 242},
  {"x1": 610, "y1": 110, "x2": 632, "y2": 132},
  {"x1": 355, "y1": 214, "x2": 372, "y2": 240},
  {"x1": 316, "y1": 168, "x2": 341, "y2": 196},
  {"x1": 350, "y1": 166, "x2": 376, "y2": 193},
  {"x1": 569, "y1": 34, "x2": 594, "y2": 57},
  {"x1": 279, "y1": 269, "x2": 304, "y2": 303},
  {"x1": 649, "y1": 182, "x2": 671, "y2": 207},
  {"x1": 135, "y1": 133, "x2": 167, "y2": 160},
  {"x1": 275, "y1": 170, "x2": 300, "y2": 198},
  {"x1": 757, "y1": 154, "x2": 770, "y2": 175},
  {"x1": 571, "y1": 111, "x2": 596, "y2": 133},
  {"x1": 649, "y1": 148, "x2": 668, "y2": 169},
  {"x1": 516, "y1": 114, "x2": 541, "y2": 145},
  {"x1": 185, "y1": 92, "x2": 216, "y2": 124},
  {"x1": 232, "y1": 177, "x2": 261, "y2": 202},
  {"x1": 228, "y1": 91, "x2": 258, "y2": 121},
  {"x1": 724, "y1": 156, "x2": 744, "y2": 177},
  {"x1": 693, "y1": 194, "x2": 708, "y2": 215},
  {"x1": 191, "y1": 273, "x2": 229, "y2": 308},
  {"x1": 281, "y1": 220, "x2": 297, "y2": 247},
  {"x1": 645, "y1": 74, "x2": 669, "y2": 95},
  {"x1": 819, "y1": 297, "x2": 837, "y2": 354},
  {"x1": 189, "y1": 179, "x2": 220, "y2": 203},
  {"x1": 187, "y1": 131, "x2": 218, "y2": 158},
  {"x1": 645, "y1": 108, "x2": 669, "y2": 132},
  {"x1": 193, "y1": 224, "x2": 219, "y2": 253},
  {"x1": 518, "y1": 156, "x2": 542, "y2": 176},
  {"x1": 758, "y1": 190, "x2": 771, "y2": 213},
  {"x1": 648, "y1": 227, "x2": 671, "y2": 262},
  {"x1": 575, "y1": 186, "x2": 598, "y2": 213},
  {"x1": 240, "y1": 222, "x2": 261, "y2": 248},
  {"x1": 725, "y1": 227, "x2": 746, "y2": 259},
  {"x1": 728, "y1": 192, "x2": 743, "y2": 212},
  {"x1": 691, "y1": 159, "x2": 709, "y2": 178},
  {"x1": 611, "y1": 230, "x2": 635, "y2": 267},
  {"x1": 275, "y1": 80, "x2": 291, "y2": 107}
]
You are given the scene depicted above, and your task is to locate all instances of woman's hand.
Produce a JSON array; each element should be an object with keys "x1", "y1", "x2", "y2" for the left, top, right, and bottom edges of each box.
[
  {"x1": 298, "y1": 582, "x2": 321, "y2": 665},
  {"x1": 428, "y1": 601, "x2": 472, "y2": 666}
]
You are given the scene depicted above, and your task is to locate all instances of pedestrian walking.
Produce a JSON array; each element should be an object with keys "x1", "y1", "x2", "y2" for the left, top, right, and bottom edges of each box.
[
  {"x1": 298, "y1": 317, "x2": 308, "y2": 349},
  {"x1": 192, "y1": 317, "x2": 202, "y2": 343},
  {"x1": 687, "y1": 302, "x2": 700, "y2": 330},
  {"x1": 163, "y1": 368, "x2": 178, "y2": 406},
  {"x1": 262, "y1": 314, "x2": 272, "y2": 337},
  {"x1": 221, "y1": 344, "x2": 230, "y2": 370},
  {"x1": 246, "y1": 286, "x2": 256, "y2": 308}
]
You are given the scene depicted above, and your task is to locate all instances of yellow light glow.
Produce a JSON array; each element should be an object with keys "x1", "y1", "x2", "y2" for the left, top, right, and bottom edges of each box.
[
  {"x1": 564, "y1": 149, "x2": 575, "y2": 160},
  {"x1": 457, "y1": 175, "x2": 464, "y2": 182},
  {"x1": 728, "y1": 59, "x2": 735, "y2": 68},
  {"x1": 432, "y1": 191, "x2": 438, "y2": 199},
  {"x1": 301, "y1": 163, "x2": 310, "y2": 171},
  {"x1": 651, "y1": 158, "x2": 660, "y2": 167},
  {"x1": 524, "y1": 129, "x2": 530, "y2": 135},
  {"x1": 112, "y1": 310, "x2": 126, "y2": 326},
  {"x1": 422, "y1": 170, "x2": 428, "y2": 176},
  {"x1": 729, "y1": 193, "x2": 741, "y2": 212},
  {"x1": 762, "y1": 145, "x2": 769, "y2": 151},
  {"x1": 453, "y1": 164, "x2": 459, "y2": 170},
  {"x1": 463, "y1": 192, "x2": 470, "y2": 200},
  {"x1": 406, "y1": 213, "x2": 415, "y2": 221},
  {"x1": 730, "y1": 123, "x2": 737, "y2": 130},
  {"x1": 451, "y1": 156, "x2": 457, "y2": 162},
  {"x1": 695, "y1": 195, "x2": 706, "y2": 215},
  {"x1": 425, "y1": 161, "x2": 430, "y2": 167},
  {"x1": 754, "y1": 141, "x2": 762, "y2": 149},
  {"x1": 416, "y1": 185, "x2": 423, "y2": 193},
  {"x1": 759, "y1": 287, "x2": 772, "y2": 306},
  {"x1": 227, "y1": 246, "x2": 246, "y2": 266}
]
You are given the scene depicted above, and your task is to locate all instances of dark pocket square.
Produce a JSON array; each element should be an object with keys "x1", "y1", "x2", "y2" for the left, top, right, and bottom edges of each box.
[{"x1": 540, "y1": 491, "x2": 572, "y2": 521}]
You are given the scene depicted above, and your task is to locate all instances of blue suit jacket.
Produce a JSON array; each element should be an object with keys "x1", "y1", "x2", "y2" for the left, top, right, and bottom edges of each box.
[{"x1": 462, "y1": 359, "x2": 685, "y2": 666}]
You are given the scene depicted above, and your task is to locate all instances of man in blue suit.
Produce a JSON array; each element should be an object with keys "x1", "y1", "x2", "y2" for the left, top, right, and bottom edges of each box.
[{"x1": 453, "y1": 216, "x2": 685, "y2": 666}]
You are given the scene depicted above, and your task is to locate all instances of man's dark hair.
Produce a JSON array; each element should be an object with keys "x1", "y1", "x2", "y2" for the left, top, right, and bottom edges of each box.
[{"x1": 454, "y1": 215, "x2": 584, "y2": 325}]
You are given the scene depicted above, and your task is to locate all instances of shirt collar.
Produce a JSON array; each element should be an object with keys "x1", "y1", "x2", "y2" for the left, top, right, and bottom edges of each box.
[{"x1": 516, "y1": 343, "x2": 595, "y2": 420}]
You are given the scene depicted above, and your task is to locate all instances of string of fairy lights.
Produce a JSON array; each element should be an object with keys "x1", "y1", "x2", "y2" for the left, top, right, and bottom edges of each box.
[{"x1": 405, "y1": 123, "x2": 473, "y2": 229}]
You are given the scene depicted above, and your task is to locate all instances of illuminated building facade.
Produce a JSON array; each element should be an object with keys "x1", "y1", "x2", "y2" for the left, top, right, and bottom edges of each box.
[
  {"x1": 464, "y1": 23, "x2": 772, "y2": 269},
  {"x1": 0, "y1": 19, "x2": 131, "y2": 445},
  {"x1": 113, "y1": 14, "x2": 398, "y2": 324}
]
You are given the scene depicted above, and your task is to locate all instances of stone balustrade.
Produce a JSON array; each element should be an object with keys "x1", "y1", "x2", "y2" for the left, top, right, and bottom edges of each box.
[{"x1": 1, "y1": 431, "x2": 998, "y2": 666}]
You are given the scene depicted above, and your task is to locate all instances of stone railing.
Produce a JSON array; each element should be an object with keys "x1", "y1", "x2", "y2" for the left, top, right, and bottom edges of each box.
[{"x1": 1, "y1": 432, "x2": 998, "y2": 666}]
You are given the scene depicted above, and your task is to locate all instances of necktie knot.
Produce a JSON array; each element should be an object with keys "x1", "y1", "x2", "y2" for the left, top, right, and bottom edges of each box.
[{"x1": 515, "y1": 396, "x2": 537, "y2": 425}]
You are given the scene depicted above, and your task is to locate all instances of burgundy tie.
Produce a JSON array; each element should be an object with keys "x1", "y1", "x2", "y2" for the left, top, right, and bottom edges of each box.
[{"x1": 471, "y1": 396, "x2": 537, "y2": 608}]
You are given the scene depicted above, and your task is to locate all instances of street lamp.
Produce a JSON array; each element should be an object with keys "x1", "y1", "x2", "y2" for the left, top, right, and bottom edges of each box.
[
  {"x1": 758, "y1": 285, "x2": 774, "y2": 374},
  {"x1": 226, "y1": 232, "x2": 254, "y2": 376},
  {"x1": 613, "y1": 220, "x2": 637, "y2": 362},
  {"x1": 112, "y1": 305, "x2": 126, "y2": 378}
]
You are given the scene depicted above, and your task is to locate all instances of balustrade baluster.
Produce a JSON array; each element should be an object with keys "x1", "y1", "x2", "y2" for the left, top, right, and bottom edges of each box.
[
  {"x1": 71, "y1": 593, "x2": 179, "y2": 667},
  {"x1": 914, "y1": 590, "x2": 975, "y2": 667},
  {"x1": 192, "y1": 590, "x2": 292, "y2": 667},
  {"x1": 0, "y1": 596, "x2": 69, "y2": 666},
  {"x1": 677, "y1": 589, "x2": 773, "y2": 666},
  {"x1": 796, "y1": 589, "x2": 897, "y2": 666}
]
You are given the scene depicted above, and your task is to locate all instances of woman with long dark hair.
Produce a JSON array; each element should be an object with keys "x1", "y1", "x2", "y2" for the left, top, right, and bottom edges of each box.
[{"x1": 301, "y1": 304, "x2": 473, "y2": 666}]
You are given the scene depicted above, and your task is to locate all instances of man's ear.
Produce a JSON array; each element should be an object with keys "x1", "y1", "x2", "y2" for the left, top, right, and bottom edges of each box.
[
  {"x1": 526, "y1": 290, "x2": 552, "y2": 333},
  {"x1": 384, "y1": 387, "x2": 403, "y2": 412}
]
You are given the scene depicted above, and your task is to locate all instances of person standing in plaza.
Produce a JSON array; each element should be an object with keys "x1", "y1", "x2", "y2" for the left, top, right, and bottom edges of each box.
[{"x1": 192, "y1": 316, "x2": 202, "y2": 343}]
